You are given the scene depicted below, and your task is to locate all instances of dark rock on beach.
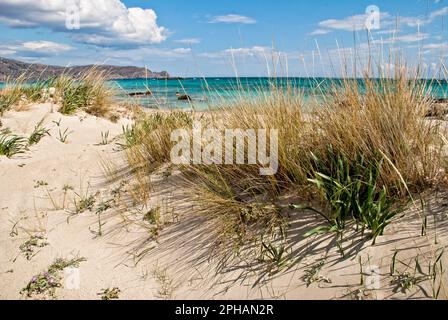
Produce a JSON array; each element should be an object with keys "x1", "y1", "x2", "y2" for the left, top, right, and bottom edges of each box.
[{"x1": 177, "y1": 94, "x2": 192, "y2": 101}]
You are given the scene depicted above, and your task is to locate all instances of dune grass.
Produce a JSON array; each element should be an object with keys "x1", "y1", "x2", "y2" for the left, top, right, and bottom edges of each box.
[
  {"x1": 0, "y1": 77, "x2": 25, "y2": 115},
  {"x1": 118, "y1": 62, "x2": 447, "y2": 258},
  {"x1": 0, "y1": 69, "x2": 115, "y2": 119},
  {"x1": 54, "y1": 70, "x2": 114, "y2": 117}
]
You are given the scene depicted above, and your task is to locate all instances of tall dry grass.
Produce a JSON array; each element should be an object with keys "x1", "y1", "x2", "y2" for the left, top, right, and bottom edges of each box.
[
  {"x1": 0, "y1": 68, "x2": 116, "y2": 119},
  {"x1": 119, "y1": 59, "x2": 447, "y2": 254}
]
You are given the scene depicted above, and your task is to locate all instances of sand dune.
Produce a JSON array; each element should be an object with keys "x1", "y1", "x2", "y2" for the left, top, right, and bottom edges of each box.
[{"x1": 1, "y1": 103, "x2": 447, "y2": 300}]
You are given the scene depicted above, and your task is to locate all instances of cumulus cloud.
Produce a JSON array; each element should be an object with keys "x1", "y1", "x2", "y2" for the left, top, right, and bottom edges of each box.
[
  {"x1": 0, "y1": 0, "x2": 167, "y2": 47},
  {"x1": 0, "y1": 40, "x2": 72, "y2": 57},
  {"x1": 208, "y1": 14, "x2": 257, "y2": 24}
]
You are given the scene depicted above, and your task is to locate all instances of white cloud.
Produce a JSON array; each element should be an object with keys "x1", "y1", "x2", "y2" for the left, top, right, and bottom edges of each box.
[
  {"x1": 101, "y1": 47, "x2": 192, "y2": 62},
  {"x1": 173, "y1": 38, "x2": 201, "y2": 45},
  {"x1": 311, "y1": 7, "x2": 448, "y2": 35},
  {"x1": 208, "y1": 14, "x2": 257, "y2": 24},
  {"x1": 21, "y1": 41, "x2": 73, "y2": 52},
  {"x1": 0, "y1": 40, "x2": 72, "y2": 57},
  {"x1": 0, "y1": 0, "x2": 167, "y2": 47},
  {"x1": 423, "y1": 43, "x2": 448, "y2": 50},
  {"x1": 201, "y1": 46, "x2": 283, "y2": 60},
  {"x1": 375, "y1": 33, "x2": 430, "y2": 44},
  {"x1": 309, "y1": 29, "x2": 331, "y2": 36}
]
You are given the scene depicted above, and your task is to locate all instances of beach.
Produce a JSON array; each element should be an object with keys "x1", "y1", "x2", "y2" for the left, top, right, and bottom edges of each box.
[{"x1": 1, "y1": 97, "x2": 448, "y2": 300}]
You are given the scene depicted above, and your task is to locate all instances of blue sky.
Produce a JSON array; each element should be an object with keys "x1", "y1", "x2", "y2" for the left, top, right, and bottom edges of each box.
[{"x1": 0, "y1": 0, "x2": 447, "y2": 76}]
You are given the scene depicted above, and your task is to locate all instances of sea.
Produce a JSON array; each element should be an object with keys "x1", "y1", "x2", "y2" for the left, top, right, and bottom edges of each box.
[{"x1": 3, "y1": 77, "x2": 448, "y2": 110}]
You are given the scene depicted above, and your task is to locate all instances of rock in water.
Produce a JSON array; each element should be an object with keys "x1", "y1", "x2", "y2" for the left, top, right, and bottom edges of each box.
[{"x1": 177, "y1": 94, "x2": 192, "y2": 101}]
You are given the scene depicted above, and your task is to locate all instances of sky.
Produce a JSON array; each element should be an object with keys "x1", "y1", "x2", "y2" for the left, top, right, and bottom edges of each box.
[{"x1": 0, "y1": 0, "x2": 448, "y2": 77}]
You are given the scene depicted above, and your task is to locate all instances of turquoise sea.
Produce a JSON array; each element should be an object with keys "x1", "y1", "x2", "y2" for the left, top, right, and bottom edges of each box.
[
  {"x1": 111, "y1": 77, "x2": 448, "y2": 109},
  {"x1": 3, "y1": 77, "x2": 448, "y2": 109}
]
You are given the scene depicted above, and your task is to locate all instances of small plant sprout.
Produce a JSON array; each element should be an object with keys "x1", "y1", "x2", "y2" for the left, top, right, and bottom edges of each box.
[
  {"x1": 58, "y1": 127, "x2": 72, "y2": 143},
  {"x1": 302, "y1": 260, "x2": 332, "y2": 287},
  {"x1": 152, "y1": 264, "x2": 176, "y2": 300},
  {"x1": 74, "y1": 194, "x2": 96, "y2": 214},
  {"x1": 28, "y1": 118, "x2": 50, "y2": 146},
  {"x1": 98, "y1": 287, "x2": 121, "y2": 300},
  {"x1": 34, "y1": 180, "x2": 48, "y2": 188},
  {"x1": 52, "y1": 118, "x2": 62, "y2": 127},
  {"x1": 259, "y1": 241, "x2": 290, "y2": 273},
  {"x1": 19, "y1": 235, "x2": 49, "y2": 260},
  {"x1": 89, "y1": 200, "x2": 113, "y2": 238}
]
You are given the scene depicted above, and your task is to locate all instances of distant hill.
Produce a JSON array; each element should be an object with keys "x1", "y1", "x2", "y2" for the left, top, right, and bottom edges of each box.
[{"x1": 0, "y1": 57, "x2": 170, "y2": 81}]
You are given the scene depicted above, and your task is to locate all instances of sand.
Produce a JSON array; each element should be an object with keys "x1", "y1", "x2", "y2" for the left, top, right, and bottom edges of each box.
[{"x1": 1, "y1": 103, "x2": 448, "y2": 300}]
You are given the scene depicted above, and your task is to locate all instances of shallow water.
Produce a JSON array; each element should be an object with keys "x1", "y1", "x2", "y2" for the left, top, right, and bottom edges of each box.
[
  {"x1": 3, "y1": 77, "x2": 448, "y2": 110},
  {"x1": 102, "y1": 77, "x2": 448, "y2": 110}
]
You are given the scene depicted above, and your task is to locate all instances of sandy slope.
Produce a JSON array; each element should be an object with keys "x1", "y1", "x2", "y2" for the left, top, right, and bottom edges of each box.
[{"x1": 1, "y1": 103, "x2": 448, "y2": 300}]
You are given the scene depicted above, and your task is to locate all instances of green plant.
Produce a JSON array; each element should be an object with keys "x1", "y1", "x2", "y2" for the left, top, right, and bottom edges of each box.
[
  {"x1": 306, "y1": 147, "x2": 398, "y2": 244},
  {"x1": 143, "y1": 207, "x2": 161, "y2": 225},
  {"x1": 302, "y1": 260, "x2": 331, "y2": 287},
  {"x1": 21, "y1": 81, "x2": 47, "y2": 103},
  {"x1": 0, "y1": 79, "x2": 23, "y2": 115},
  {"x1": 34, "y1": 180, "x2": 48, "y2": 188},
  {"x1": 74, "y1": 194, "x2": 96, "y2": 214},
  {"x1": 152, "y1": 264, "x2": 175, "y2": 300},
  {"x1": 0, "y1": 133, "x2": 27, "y2": 157},
  {"x1": 390, "y1": 250, "x2": 445, "y2": 298},
  {"x1": 28, "y1": 118, "x2": 50, "y2": 146},
  {"x1": 98, "y1": 287, "x2": 121, "y2": 300},
  {"x1": 21, "y1": 256, "x2": 86, "y2": 299},
  {"x1": 56, "y1": 71, "x2": 113, "y2": 116},
  {"x1": 119, "y1": 124, "x2": 137, "y2": 149},
  {"x1": 90, "y1": 200, "x2": 113, "y2": 237},
  {"x1": 259, "y1": 241, "x2": 289, "y2": 272},
  {"x1": 57, "y1": 127, "x2": 72, "y2": 143},
  {"x1": 19, "y1": 235, "x2": 49, "y2": 260}
]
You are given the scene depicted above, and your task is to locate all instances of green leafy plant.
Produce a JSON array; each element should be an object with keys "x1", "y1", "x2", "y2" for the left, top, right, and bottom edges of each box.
[
  {"x1": 28, "y1": 118, "x2": 50, "y2": 146},
  {"x1": 259, "y1": 241, "x2": 289, "y2": 272},
  {"x1": 57, "y1": 127, "x2": 72, "y2": 143},
  {"x1": 21, "y1": 256, "x2": 86, "y2": 299},
  {"x1": 0, "y1": 133, "x2": 27, "y2": 157},
  {"x1": 75, "y1": 194, "x2": 96, "y2": 214},
  {"x1": 19, "y1": 235, "x2": 49, "y2": 260},
  {"x1": 305, "y1": 147, "x2": 398, "y2": 244},
  {"x1": 302, "y1": 260, "x2": 332, "y2": 287}
]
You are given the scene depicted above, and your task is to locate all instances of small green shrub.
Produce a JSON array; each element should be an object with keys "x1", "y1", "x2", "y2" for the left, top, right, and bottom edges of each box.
[
  {"x1": 28, "y1": 118, "x2": 50, "y2": 146},
  {"x1": 0, "y1": 132, "x2": 27, "y2": 157},
  {"x1": 307, "y1": 147, "x2": 398, "y2": 244}
]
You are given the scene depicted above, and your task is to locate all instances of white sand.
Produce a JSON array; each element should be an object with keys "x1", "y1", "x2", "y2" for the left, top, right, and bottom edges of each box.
[{"x1": 1, "y1": 103, "x2": 447, "y2": 300}]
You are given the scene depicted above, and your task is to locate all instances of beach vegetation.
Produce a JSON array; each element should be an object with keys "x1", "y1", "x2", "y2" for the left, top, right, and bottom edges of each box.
[
  {"x1": 0, "y1": 132, "x2": 27, "y2": 157},
  {"x1": 28, "y1": 118, "x2": 50, "y2": 146},
  {"x1": 20, "y1": 256, "x2": 86, "y2": 299}
]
